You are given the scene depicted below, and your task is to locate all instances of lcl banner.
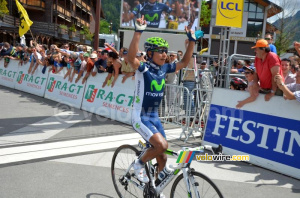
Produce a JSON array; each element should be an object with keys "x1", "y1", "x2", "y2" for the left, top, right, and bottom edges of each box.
[
  {"x1": 215, "y1": 0, "x2": 244, "y2": 28},
  {"x1": 203, "y1": 88, "x2": 300, "y2": 179}
]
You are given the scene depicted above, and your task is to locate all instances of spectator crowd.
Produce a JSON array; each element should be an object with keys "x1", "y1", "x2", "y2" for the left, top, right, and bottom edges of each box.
[{"x1": 1, "y1": 36, "x2": 300, "y2": 106}]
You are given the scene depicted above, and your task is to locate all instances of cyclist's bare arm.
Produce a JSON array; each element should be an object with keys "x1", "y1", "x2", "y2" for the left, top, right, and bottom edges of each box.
[
  {"x1": 128, "y1": 32, "x2": 141, "y2": 70},
  {"x1": 176, "y1": 28, "x2": 195, "y2": 72},
  {"x1": 128, "y1": 17, "x2": 146, "y2": 70}
]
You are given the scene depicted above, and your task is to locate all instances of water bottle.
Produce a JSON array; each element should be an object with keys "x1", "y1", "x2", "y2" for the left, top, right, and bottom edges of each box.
[{"x1": 155, "y1": 164, "x2": 174, "y2": 186}]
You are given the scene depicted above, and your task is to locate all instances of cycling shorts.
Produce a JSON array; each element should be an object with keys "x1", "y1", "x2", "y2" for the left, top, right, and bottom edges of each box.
[{"x1": 132, "y1": 111, "x2": 166, "y2": 142}]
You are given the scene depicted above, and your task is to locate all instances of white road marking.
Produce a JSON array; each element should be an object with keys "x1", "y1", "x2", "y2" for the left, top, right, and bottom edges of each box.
[
  {"x1": 0, "y1": 128, "x2": 182, "y2": 165},
  {"x1": 0, "y1": 109, "x2": 89, "y2": 145}
]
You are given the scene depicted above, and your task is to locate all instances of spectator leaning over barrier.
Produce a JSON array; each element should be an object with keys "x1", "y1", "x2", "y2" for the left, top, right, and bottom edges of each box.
[
  {"x1": 0, "y1": 42, "x2": 17, "y2": 68},
  {"x1": 236, "y1": 66, "x2": 259, "y2": 109},
  {"x1": 81, "y1": 53, "x2": 97, "y2": 84},
  {"x1": 92, "y1": 50, "x2": 108, "y2": 76},
  {"x1": 75, "y1": 53, "x2": 87, "y2": 83},
  {"x1": 230, "y1": 77, "x2": 248, "y2": 90},
  {"x1": 28, "y1": 47, "x2": 43, "y2": 75},
  {"x1": 252, "y1": 39, "x2": 284, "y2": 101},
  {"x1": 121, "y1": 49, "x2": 136, "y2": 83},
  {"x1": 275, "y1": 70, "x2": 300, "y2": 102},
  {"x1": 9, "y1": 44, "x2": 24, "y2": 66},
  {"x1": 102, "y1": 59, "x2": 114, "y2": 88},
  {"x1": 107, "y1": 51, "x2": 122, "y2": 87},
  {"x1": 281, "y1": 58, "x2": 296, "y2": 84},
  {"x1": 265, "y1": 33, "x2": 277, "y2": 54},
  {"x1": 68, "y1": 52, "x2": 81, "y2": 82}
]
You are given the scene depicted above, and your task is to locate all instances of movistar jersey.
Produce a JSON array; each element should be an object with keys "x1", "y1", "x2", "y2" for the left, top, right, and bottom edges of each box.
[
  {"x1": 132, "y1": 61, "x2": 176, "y2": 141},
  {"x1": 132, "y1": 2, "x2": 172, "y2": 28},
  {"x1": 133, "y1": 61, "x2": 176, "y2": 115}
]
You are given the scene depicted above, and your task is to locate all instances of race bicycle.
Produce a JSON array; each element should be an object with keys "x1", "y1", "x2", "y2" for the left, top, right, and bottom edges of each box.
[{"x1": 111, "y1": 140, "x2": 224, "y2": 198}]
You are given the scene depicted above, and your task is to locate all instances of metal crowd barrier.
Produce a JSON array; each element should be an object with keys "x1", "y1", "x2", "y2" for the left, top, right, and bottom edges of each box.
[
  {"x1": 159, "y1": 70, "x2": 214, "y2": 142},
  {"x1": 159, "y1": 84, "x2": 190, "y2": 132}
]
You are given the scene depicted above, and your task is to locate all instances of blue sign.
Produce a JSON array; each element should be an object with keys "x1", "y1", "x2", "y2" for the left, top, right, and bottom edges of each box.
[{"x1": 204, "y1": 104, "x2": 300, "y2": 169}]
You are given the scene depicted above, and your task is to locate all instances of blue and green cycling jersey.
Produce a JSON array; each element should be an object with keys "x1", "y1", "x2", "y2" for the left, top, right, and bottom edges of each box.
[
  {"x1": 133, "y1": 61, "x2": 176, "y2": 115},
  {"x1": 132, "y1": 2, "x2": 172, "y2": 28}
]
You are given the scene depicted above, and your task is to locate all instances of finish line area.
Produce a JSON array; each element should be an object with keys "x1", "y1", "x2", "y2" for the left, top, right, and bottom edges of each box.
[{"x1": 0, "y1": 85, "x2": 299, "y2": 198}]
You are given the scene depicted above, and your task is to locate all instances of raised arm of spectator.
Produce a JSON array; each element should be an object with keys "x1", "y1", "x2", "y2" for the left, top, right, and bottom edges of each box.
[{"x1": 104, "y1": 43, "x2": 118, "y2": 55}]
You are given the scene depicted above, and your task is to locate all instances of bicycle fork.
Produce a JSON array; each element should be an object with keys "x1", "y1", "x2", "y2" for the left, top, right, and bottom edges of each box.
[{"x1": 182, "y1": 168, "x2": 200, "y2": 198}]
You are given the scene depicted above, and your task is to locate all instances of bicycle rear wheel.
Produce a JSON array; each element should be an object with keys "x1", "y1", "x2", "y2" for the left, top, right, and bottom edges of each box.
[
  {"x1": 170, "y1": 170, "x2": 223, "y2": 198},
  {"x1": 111, "y1": 144, "x2": 144, "y2": 198}
]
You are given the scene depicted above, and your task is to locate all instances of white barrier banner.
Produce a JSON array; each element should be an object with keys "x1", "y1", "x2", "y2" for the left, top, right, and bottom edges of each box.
[
  {"x1": 0, "y1": 59, "x2": 19, "y2": 88},
  {"x1": 14, "y1": 63, "x2": 49, "y2": 97},
  {"x1": 81, "y1": 73, "x2": 135, "y2": 124},
  {"x1": 44, "y1": 68, "x2": 86, "y2": 108},
  {"x1": 203, "y1": 88, "x2": 300, "y2": 179}
]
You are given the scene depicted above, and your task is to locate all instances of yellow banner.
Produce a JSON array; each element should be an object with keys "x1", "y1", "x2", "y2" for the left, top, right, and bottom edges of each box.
[
  {"x1": 15, "y1": 0, "x2": 33, "y2": 36},
  {"x1": 215, "y1": 0, "x2": 244, "y2": 28}
]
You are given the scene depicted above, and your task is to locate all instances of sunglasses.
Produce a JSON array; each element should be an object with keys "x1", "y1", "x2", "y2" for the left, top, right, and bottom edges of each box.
[
  {"x1": 264, "y1": 38, "x2": 271, "y2": 40},
  {"x1": 244, "y1": 71, "x2": 252, "y2": 74},
  {"x1": 170, "y1": 54, "x2": 176, "y2": 57},
  {"x1": 97, "y1": 51, "x2": 102, "y2": 53},
  {"x1": 152, "y1": 48, "x2": 168, "y2": 54}
]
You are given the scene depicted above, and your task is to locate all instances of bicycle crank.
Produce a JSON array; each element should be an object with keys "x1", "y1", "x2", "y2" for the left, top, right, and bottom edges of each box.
[{"x1": 143, "y1": 183, "x2": 157, "y2": 198}]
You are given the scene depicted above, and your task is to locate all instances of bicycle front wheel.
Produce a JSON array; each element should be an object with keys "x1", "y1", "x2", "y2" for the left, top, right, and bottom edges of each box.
[
  {"x1": 170, "y1": 170, "x2": 223, "y2": 198},
  {"x1": 111, "y1": 144, "x2": 144, "y2": 198}
]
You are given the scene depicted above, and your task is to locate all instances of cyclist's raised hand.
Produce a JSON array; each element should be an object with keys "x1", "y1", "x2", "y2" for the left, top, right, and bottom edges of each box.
[{"x1": 135, "y1": 15, "x2": 147, "y2": 33}]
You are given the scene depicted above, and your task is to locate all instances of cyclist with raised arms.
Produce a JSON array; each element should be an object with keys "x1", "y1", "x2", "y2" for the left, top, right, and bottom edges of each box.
[
  {"x1": 123, "y1": 0, "x2": 181, "y2": 28},
  {"x1": 127, "y1": 15, "x2": 203, "y2": 197}
]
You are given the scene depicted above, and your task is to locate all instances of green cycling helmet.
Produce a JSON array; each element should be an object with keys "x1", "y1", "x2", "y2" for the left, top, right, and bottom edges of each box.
[{"x1": 144, "y1": 37, "x2": 169, "y2": 52}]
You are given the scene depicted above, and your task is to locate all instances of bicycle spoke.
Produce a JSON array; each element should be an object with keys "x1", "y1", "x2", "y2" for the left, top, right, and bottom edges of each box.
[
  {"x1": 170, "y1": 171, "x2": 223, "y2": 198},
  {"x1": 111, "y1": 145, "x2": 144, "y2": 198}
]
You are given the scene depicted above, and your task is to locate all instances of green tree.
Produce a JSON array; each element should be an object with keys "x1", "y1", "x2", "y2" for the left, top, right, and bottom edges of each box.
[
  {"x1": 270, "y1": 0, "x2": 299, "y2": 56},
  {"x1": 0, "y1": 0, "x2": 9, "y2": 18},
  {"x1": 200, "y1": 0, "x2": 211, "y2": 27},
  {"x1": 99, "y1": 19, "x2": 111, "y2": 34}
]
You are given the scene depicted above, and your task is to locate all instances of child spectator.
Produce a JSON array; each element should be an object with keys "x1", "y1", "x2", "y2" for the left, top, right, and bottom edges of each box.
[
  {"x1": 230, "y1": 77, "x2": 247, "y2": 90},
  {"x1": 236, "y1": 66, "x2": 259, "y2": 109}
]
